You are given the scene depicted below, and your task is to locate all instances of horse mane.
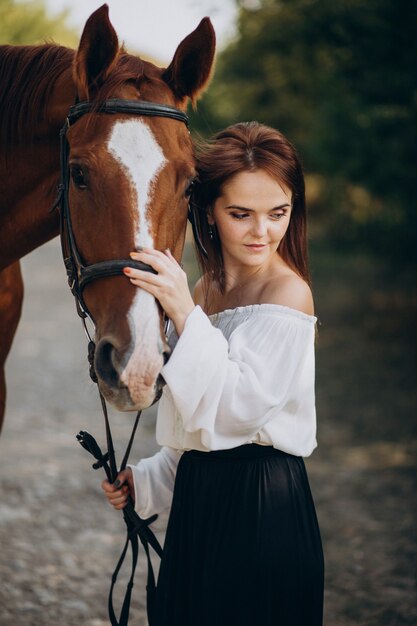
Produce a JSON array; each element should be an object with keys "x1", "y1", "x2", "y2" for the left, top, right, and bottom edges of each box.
[
  {"x1": 0, "y1": 44, "x2": 74, "y2": 145},
  {"x1": 0, "y1": 44, "x2": 146, "y2": 146}
]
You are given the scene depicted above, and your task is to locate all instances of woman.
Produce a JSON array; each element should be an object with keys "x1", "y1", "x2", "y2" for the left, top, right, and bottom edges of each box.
[{"x1": 103, "y1": 122, "x2": 325, "y2": 626}]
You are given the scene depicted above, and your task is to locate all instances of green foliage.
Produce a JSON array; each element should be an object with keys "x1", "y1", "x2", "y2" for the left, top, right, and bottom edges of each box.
[
  {"x1": 191, "y1": 0, "x2": 417, "y2": 262},
  {"x1": 0, "y1": 0, "x2": 78, "y2": 47}
]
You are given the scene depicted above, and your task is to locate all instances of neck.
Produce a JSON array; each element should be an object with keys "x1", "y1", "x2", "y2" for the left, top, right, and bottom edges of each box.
[
  {"x1": 222, "y1": 253, "x2": 283, "y2": 294},
  {"x1": 0, "y1": 64, "x2": 75, "y2": 269},
  {"x1": 223, "y1": 266, "x2": 263, "y2": 294}
]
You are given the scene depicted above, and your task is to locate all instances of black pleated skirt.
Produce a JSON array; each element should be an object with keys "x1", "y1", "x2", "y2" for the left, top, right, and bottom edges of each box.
[{"x1": 155, "y1": 444, "x2": 324, "y2": 626}]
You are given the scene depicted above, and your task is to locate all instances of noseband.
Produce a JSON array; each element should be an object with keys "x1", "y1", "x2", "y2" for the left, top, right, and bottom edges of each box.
[{"x1": 52, "y1": 98, "x2": 189, "y2": 321}]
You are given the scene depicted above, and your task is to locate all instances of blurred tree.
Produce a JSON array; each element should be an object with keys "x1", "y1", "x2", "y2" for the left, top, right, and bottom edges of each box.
[
  {"x1": 191, "y1": 0, "x2": 417, "y2": 262},
  {"x1": 0, "y1": 0, "x2": 77, "y2": 47}
]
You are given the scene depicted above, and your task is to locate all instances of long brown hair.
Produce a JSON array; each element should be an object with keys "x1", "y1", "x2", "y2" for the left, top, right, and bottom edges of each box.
[{"x1": 192, "y1": 121, "x2": 311, "y2": 292}]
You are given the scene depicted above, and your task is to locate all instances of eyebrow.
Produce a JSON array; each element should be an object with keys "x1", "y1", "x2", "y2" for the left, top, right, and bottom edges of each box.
[{"x1": 224, "y1": 203, "x2": 291, "y2": 211}]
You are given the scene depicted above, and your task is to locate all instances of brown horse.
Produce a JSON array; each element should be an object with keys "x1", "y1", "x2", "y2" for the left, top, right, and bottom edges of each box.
[{"x1": 0, "y1": 4, "x2": 215, "y2": 430}]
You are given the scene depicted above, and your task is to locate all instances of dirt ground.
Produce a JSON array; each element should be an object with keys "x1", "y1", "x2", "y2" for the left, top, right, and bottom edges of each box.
[{"x1": 0, "y1": 238, "x2": 416, "y2": 625}]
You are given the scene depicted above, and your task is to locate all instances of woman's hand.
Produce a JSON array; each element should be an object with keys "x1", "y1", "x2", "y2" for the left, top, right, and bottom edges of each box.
[
  {"x1": 102, "y1": 468, "x2": 134, "y2": 511},
  {"x1": 123, "y1": 248, "x2": 195, "y2": 336}
]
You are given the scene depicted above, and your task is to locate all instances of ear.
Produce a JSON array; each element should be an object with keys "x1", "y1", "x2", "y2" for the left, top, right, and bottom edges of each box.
[
  {"x1": 162, "y1": 17, "x2": 216, "y2": 106},
  {"x1": 73, "y1": 4, "x2": 119, "y2": 101}
]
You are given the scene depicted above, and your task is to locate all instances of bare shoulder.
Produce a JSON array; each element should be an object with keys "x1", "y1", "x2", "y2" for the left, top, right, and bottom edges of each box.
[{"x1": 260, "y1": 271, "x2": 315, "y2": 316}]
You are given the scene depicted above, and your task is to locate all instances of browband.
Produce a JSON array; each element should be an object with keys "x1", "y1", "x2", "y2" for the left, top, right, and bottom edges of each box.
[{"x1": 67, "y1": 98, "x2": 189, "y2": 127}]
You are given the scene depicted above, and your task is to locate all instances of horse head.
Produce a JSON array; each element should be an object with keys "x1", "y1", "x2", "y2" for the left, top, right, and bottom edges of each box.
[{"x1": 66, "y1": 5, "x2": 215, "y2": 410}]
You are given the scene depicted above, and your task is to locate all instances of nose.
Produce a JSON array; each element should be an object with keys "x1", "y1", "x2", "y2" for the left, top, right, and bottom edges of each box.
[
  {"x1": 95, "y1": 338, "x2": 121, "y2": 388},
  {"x1": 95, "y1": 338, "x2": 171, "y2": 389},
  {"x1": 251, "y1": 217, "x2": 268, "y2": 237}
]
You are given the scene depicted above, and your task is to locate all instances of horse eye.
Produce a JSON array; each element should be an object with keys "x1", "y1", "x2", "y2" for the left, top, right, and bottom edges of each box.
[
  {"x1": 70, "y1": 165, "x2": 87, "y2": 189},
  {"x1": 185, "y1": 178, "x2": 195, "y2": 198}
]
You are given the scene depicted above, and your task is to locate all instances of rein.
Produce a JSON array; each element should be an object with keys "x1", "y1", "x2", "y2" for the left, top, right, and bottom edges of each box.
[{"x1": 52, "y1": 97, "x2": 190, "y2": 626}]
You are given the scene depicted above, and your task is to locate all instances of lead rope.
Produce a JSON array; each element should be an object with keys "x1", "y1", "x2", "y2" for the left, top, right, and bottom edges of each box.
[{"x1": 76, "y1": 339, "x2": 163, "y2": 626}]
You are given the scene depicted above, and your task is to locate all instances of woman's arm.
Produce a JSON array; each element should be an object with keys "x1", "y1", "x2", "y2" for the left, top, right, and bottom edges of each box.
[
  {"x1": 159, "y1": 305, "x2": 316, "y2": 450},
  {"x1": 102, "y1": 447, "x2": 182, "y2": 518},
  {"x1": 127, "y1": 446, "x2": 182, "y2": 518}
]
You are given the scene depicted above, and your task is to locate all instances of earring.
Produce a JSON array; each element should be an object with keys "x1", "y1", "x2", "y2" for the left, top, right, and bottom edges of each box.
[{"x1": 208, "y1": 224, "x2": 214, "y2": 240}]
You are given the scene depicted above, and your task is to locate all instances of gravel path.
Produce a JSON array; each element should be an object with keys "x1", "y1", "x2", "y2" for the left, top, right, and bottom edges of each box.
[{"x1": 0, "y1": 239, "x2": 416, "y2": 625}]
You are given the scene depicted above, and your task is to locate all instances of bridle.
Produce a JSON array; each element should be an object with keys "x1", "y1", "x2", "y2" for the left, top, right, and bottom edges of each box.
[
  {"x1": 51, "y1": 97, "x2": 190, "y2": 323},
  {"x1": 51, "y1": 97, "x2": 191, "y2": 626}
]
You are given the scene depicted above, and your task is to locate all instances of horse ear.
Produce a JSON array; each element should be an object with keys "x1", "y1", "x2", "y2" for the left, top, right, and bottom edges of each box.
[
  {"x1": 73, "y1": 4, "x2": 119, "y2": 101},
  {"x1": 162, "y1": 17, "x2": 216, "y2": 106}
]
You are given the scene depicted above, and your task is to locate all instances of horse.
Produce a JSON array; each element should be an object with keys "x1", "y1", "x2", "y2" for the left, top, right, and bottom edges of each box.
[{"x1": 0, "y1": 4, "x2": 215, "y2": 431}]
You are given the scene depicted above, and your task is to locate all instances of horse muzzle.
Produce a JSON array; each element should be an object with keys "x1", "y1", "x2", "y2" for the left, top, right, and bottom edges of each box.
[{"x1": 94, "y1": 336, "x2": 169, "y2": 410}]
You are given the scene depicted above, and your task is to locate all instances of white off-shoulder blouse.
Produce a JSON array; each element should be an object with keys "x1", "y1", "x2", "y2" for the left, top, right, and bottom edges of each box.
[{"x1": 129, "y1": 303, "x2": 318, "y2": 519}]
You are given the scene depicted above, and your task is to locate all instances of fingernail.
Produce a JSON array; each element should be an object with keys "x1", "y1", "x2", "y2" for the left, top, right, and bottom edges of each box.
[
  {"x1": 130, "y1": 251, "x2": 139, "y2": 258},
  {"x1": 123, "y1": 268, "x2": 131, "y2": 274}
]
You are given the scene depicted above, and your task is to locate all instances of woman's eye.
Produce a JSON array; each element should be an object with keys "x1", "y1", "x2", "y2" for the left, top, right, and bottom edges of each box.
[
  {"x1": 231, "y1": 212, "x2": 249, "y2": 220},
  {"x1": 70, "y1": 165, "x2": 87, "y2": 189},
  {"x1": 270, "y1": 212, "x2": 285, "y2": 220}
]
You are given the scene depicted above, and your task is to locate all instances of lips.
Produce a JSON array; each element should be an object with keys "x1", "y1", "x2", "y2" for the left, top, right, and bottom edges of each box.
[{"x1": 244, "y1": 244, "x2": 267, "y2": 250}]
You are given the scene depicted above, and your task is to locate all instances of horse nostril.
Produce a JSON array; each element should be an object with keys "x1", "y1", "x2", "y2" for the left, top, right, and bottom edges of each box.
[{"x1": 95, "y1": 339, "x2": 120, "y2": 387}]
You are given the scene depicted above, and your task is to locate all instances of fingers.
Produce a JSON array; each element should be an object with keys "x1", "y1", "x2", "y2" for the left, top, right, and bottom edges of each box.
[
  {"x1": 123, "y1": 270, "x2": 161, "y2": 300},
  {"x1": 124, "y1": 249, "x2": 184, "y2": 293},
  {"x1": 123, "y1": 248, "x2": 192, "y2": 328},
  {"x1": 102, "y1": 481, "x2": 129, "y2": 509},
  {"x1": 124, "y1": 268, "x2": 160, "y2": 286},
  {"x1": 101, "y1": 469, "x2": 134, "y2": 510},
  {"x1": 131, "y1": 248, "x2": 178, "y2": 271}
]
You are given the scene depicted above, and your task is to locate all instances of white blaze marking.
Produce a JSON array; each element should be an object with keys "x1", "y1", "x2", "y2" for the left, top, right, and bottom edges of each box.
[
  {"x1": 108, "y1": 119, "x2": 167, "y2": 247},
  {"x1": 107, "y1": 119, "x2": 167, "y2": 402}
]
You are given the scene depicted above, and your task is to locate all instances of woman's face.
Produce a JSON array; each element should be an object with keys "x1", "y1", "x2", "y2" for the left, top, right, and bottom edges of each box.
[{"x1": 211, "y1": 169, "x2": 292, "y2": 271}]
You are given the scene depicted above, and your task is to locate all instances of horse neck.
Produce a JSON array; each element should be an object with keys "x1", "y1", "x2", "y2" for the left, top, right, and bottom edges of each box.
[{"x1": 0, "y1": 49, "x2": 75, "y2": 269}]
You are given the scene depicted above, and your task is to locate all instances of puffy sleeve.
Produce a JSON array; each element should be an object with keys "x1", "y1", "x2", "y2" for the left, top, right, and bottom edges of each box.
[
  {"x1": 158, "y1": 305, "x2": 316, "y2": 452},
  {"x1": 127, "y1": 446, "x2": 182, "y2": 519}
]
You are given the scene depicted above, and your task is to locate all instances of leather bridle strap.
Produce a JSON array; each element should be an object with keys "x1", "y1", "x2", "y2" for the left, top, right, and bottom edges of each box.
[{"x1": 67, "y1": 98, "x2": 189, "y2": 126}]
